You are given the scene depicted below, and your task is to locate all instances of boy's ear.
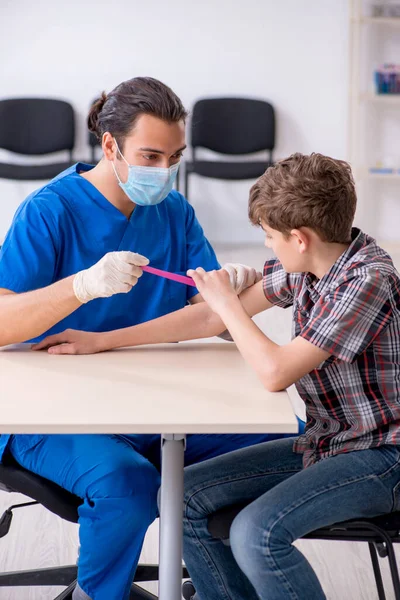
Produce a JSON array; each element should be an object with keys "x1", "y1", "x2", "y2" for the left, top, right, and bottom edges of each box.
[{"x1": 290, "y1": 228, "x2": 310, "y2": 254}]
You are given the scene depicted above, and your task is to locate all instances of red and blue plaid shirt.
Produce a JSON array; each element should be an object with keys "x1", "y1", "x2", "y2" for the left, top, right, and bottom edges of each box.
[{"x1": 263, "y1": 228, "x2": 400, "y2": 467}]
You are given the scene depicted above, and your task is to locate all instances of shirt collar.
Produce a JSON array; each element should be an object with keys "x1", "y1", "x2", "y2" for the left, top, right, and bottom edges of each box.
[{"x1": 305, "y1": 228, "x2": 371, "y2": 298}]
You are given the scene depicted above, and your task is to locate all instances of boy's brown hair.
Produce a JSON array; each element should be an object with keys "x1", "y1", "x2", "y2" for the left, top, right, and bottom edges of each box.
[{"x1": 248, "y1": 153, "x2": 357, "y2": 243}]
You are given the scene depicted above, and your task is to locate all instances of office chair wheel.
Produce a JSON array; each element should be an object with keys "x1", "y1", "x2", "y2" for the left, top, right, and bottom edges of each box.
[{"x1": 182, "y1": 580, "x2": 196, "y2": 599}]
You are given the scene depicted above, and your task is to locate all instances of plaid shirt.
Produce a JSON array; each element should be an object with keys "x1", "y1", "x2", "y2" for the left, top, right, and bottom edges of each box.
[{"x1": 263, "y1": 228, "x2": 400, "y2": 467}]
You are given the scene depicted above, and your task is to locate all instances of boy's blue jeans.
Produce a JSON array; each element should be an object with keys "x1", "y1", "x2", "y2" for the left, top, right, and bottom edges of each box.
[
  {"x1": 6, "y1": 431, "x2": 293, "y2": 600},
  {"x1": 183, "y1": 437, "x2": 400, "y2": 600}
]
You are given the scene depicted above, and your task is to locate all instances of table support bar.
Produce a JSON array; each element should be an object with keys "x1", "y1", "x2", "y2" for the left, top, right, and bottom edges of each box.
[{"x1": 159, "y1": 434, "x2": 186, "y2": 600}]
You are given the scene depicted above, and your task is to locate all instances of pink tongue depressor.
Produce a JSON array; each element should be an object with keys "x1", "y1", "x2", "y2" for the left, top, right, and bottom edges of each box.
[{"x1": 142, "y1": 265, "x2": 197, "y2": 287}]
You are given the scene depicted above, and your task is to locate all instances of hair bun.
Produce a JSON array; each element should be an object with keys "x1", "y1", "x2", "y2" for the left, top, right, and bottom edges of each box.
[{"x1": 87, "y1": 92, "x2": 107, "y2": 138}]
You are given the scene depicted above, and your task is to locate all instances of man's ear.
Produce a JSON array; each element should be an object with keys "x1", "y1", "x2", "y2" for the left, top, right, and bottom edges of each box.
[
  {"x1": 290, "y1": 228, "x2": 310, "y2": 254},
  {"x1": 102, "y1": 132, "x2": 117, "y2": 161}
]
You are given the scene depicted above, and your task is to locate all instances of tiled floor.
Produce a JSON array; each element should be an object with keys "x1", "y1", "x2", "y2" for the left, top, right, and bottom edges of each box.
[{"x1": 0, "y1": 242, "x2": 399, "y2": 599}]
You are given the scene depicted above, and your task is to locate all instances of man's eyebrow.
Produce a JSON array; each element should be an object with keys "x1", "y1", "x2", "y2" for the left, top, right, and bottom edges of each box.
[
  {"x1": 138, "y1": 147, "x2": 164, "y2": 153},
  {"x1": 138, "y1": 145, "x2": 187, "y2": 154}
]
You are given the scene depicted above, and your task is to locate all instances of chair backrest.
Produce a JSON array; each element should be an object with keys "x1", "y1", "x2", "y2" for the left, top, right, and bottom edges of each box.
[
  {"x1": 88, "y1": 97, "x2": 101, "y2": 163},
  {"x1": 88, "y1": 131, "x2": 99, "y2": 150},
  {"x1": 191, "y1": 98, "x2": 275, "y2": 156},
  {"x1": 0, "y1": 98, "x2": 74, "y2": 156}
]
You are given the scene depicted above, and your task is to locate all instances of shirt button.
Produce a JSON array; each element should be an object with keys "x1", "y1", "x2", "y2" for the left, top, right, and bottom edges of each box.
[
  {"x1": 310, "y1": 441, "x2": 315, "y2": 449},
  {"x1": 323, "y1": 423, "x2": 328, "y2": 430}
]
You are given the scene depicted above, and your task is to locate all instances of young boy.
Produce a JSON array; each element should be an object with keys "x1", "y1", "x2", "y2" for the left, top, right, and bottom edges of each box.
[
  {"x1": 177, "y1": 152, "x2": 400, "y2": 600},
  {"x1": 37, "y1": 152, "x2": 400, "y2": 598}
]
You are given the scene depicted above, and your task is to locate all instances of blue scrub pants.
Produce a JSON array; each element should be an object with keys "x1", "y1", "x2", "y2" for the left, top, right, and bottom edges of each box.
[{"x1": 7, "y1": 428, "x2": 303, "y2": 600}]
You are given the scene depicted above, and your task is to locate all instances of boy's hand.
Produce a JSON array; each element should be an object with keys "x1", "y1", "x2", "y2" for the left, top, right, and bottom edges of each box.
[{"x1": 187, "y1": 268, "x2": 240, "y2": 315}]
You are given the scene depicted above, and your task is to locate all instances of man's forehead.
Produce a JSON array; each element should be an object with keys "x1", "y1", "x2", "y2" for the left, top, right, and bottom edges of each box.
[{"x1": 128, "y1": 116, "x2": 185, "y2": 149}]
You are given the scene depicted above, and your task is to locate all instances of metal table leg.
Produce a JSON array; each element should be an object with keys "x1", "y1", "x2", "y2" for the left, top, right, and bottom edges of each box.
[{"x1": 159, "y1": 434, "x2": 186, "y2": 600}]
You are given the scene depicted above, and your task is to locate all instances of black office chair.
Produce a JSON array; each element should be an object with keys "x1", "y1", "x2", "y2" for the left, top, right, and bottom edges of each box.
[
  {"x1": 0, "y1": 98, "x2": 75, "y2": 181},
  {"x1": 182, "y1": 502, "x2": 400, "y2": 600},
  {"x1": 182, "y1": 97, "x2": 275, "y2": 200},
  {"x1": 0, "y1": 452, "x2": 188, "y2": 599},
  {"x1": 88, "y1": 131, "x2": 100, "y2": 164},
  {"x1": 88, "y1": 97, "x2": 102, "y2": 164}
]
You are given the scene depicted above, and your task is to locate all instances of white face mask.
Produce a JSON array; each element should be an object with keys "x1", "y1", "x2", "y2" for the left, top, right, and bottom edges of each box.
[{"x1": 112, "y1": 139, "x2": 180, "y2": 206}]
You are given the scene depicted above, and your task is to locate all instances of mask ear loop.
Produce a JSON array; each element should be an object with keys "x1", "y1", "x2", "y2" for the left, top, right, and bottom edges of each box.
[
  {"x1": 112, "y1": 137, "x2": 129, "y2": 184},
  {"x1": 169, "y1": 161, "x2": 180, "y2": 175}
]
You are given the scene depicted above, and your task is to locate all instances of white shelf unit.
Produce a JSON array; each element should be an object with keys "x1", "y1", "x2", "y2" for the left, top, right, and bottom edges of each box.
[
  {"x1": 367, "y1": 171, "x2": 400, "y2": 179},
  {"x1": 349, "y1": 2, "x2": 400, "y2": 180},
  {"x1": 349, "y1": 0, "x2": 400, "y2": 243},
  {"x1": 360, "y1": 91, "x2": 400, "y2": 102},
  {"x1": 360, "y1": 16, "x2": 400, "y2": 24}
]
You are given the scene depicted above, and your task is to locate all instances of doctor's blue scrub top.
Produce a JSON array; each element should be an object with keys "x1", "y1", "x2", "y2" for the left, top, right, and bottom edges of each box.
[{"x1": 0, "y1": 163, "x2": 220, "y2": 340}]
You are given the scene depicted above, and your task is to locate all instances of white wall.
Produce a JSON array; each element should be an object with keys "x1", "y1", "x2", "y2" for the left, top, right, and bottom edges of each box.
[{"x1": 0, "y1": 0, "x2": 350, "y2": 244}]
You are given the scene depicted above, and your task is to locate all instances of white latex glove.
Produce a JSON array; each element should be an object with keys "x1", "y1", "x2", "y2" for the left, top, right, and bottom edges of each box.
[
  {"x1": 222, "y1": 263, "x2": 263, "y2": 295},
  {"x1": 73, "y1": 251, "x2": 149, "y2": 304}
]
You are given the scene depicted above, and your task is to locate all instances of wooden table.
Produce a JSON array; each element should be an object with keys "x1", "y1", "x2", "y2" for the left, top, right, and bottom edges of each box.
[{"x1": 0, "y1": 343, "x2": 297, "y2": 599}]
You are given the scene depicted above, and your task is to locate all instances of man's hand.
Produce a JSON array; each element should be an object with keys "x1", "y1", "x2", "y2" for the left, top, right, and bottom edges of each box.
[
  {"x1": 32, "y1": 329, "x2": 107, "y2": 355},
  {"x1": 222, "y1": 263, "x2": 262, "y2": 295},
  {"x1": 187, "y1": 268, "x2": 240, "y2": 315},
  {"x1": 73, "y1": 251, "x2": 149, "y2": 304}
]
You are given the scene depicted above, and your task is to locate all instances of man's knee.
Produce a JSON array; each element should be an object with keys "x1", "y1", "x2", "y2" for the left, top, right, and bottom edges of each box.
[{"x1": 90, "y1": 455, "x2": 160, "y2": 508}]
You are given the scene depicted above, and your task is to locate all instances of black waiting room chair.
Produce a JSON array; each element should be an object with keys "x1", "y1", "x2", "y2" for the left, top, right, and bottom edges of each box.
[
  {"x1": 88, "y1": 97, "x2": 101, "y2": 164},
  {"x1": 88, "y1": 129, "x2": 100, "y2": 165},
  {"x1": 0, "y1": 98, "x2": 75, "y2": 181},
  {"x1": 182, "y1": 97, "x2": 275, "y2": 200},
  {"x1": 0, "y1": 452, "x2": 188, "y2": 599},
  {"x1": 182, "y1": 502, "x2": 400, "y2": 600}
]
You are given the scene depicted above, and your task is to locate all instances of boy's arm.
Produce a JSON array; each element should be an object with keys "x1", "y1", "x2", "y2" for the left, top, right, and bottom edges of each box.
[
  {"x1": 187, "y1": 268, "x2": 330, "y2": 392},
  {"x1": 33, "y1": 280, "x2": 273, "y2": 354},
  {"x1": 218, "y1": 299, "x2": 330, "y2": 391}
]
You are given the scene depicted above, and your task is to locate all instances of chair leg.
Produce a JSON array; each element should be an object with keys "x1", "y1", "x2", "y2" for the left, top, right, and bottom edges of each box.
[
  {"x1": 53, "y1": 579, "x2": 77, "y2": 600},
  {"x1": 369, "y1": 542, "x2": 386, "y2": 600},
  {"x1": 129, "y1": 583, "x2": 158, "y2": 599},
  {"x1": 383, "y1": 539, "x2": 400, "y2": 600},
  {"x1": 0, "y1": 565, "x2": 77, "y2": 587}
]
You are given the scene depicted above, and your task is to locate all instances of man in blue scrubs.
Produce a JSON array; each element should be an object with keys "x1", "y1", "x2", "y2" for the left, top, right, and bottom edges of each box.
[{"x1": 0, "y1": 77, "x2": 293, "y2": 600}]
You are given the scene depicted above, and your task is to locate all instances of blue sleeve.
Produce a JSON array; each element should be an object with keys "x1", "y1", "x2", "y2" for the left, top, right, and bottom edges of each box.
[
  {"x1": 0, "y1": 195, "x2": 59, "y2": 293},
  {"x1": 183, "y1": 198, "x2": 220, "y2": 300}
]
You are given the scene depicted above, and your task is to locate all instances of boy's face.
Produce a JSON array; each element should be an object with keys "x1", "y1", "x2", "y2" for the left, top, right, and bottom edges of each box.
[{"x1": 261, "y1": 222, "x2": 306, "y2": 273}]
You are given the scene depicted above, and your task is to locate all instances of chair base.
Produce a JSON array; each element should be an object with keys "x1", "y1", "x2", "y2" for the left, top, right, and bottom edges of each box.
[
  {"x1": 0, "y1": 565, "x2": 77, "y2": 587},
  {"x1": 0, "y1": 564, "x2": 189, "y2": 599},
  {"x1": 52, "y1": 580, "x2": 158, "y2": 600},
  {"x1": 0, "y1": 563, "x2": 166, "y2": 586}
]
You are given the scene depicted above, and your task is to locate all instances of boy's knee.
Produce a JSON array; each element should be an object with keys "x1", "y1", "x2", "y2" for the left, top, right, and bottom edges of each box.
[
  {"x1": 230, "y1": 502, "x2": 284, "y2": 572},
  {"x1": 183, "y1": 485, "x2": 210, "y2": 524},
  {"x1": 230, "y1": 507, "x2": 260, "y2": 570}
]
